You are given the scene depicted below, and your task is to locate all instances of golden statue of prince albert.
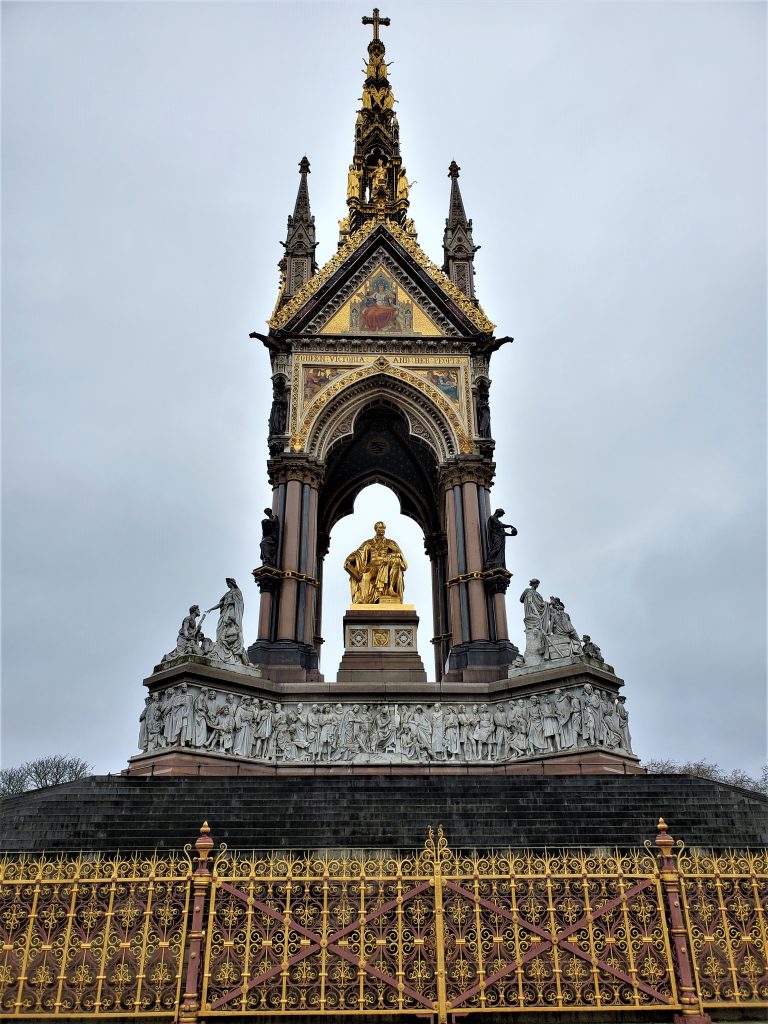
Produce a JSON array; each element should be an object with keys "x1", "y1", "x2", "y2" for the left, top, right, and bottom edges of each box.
[{"x1": 344, "y1": 522, "x2": 407, "y2": 605}]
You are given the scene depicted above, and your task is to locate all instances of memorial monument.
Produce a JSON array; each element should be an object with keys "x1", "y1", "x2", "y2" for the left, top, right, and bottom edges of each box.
[
  {"x1": 3, "y1": 20, "x2": 766, "y2": 1023},
  {"x1": 124, "y1": 8, "x2": 642, "y2": 779}
]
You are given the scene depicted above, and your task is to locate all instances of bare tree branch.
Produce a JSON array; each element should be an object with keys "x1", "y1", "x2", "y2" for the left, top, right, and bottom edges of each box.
[{"x1": 0, "y1": 755, "x2": 92, "y2": 795}]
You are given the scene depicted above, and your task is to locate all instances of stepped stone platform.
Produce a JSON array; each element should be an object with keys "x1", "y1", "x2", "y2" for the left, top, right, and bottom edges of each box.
[{"x1": 1, "y1": 773, "x2": 766, "y2": 852}]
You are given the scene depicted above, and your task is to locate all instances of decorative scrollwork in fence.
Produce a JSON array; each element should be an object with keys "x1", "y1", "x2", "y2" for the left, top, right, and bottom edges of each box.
[
  {"x1": 0, "y1": 851, "x2": 192, "y2": 1019},
  {"x1": 678, "y1": 848, "x2": 768, "y2": 1007},
  {"x1": 201, "y1": 844, "x2": 439, "y2": 1015},
  {"x1": 198, "y1": 828, "x2": 678, "y2": 1019},
  {"x1": 0, "y1": 821, "x2": 766, "y2": 1022},
  {"x1": 439, "y1": 846, "x2": 676, "y2": 1012}
]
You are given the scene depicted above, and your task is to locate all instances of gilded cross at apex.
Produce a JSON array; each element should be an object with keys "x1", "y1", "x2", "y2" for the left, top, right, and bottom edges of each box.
[{"x1": 362, "y1": 8, "x2": 390, "y2": 42}]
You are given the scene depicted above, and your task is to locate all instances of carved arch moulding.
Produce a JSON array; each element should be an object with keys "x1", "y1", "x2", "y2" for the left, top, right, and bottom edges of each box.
[{"x1": 296, "y1": 367, "x2": 471, "y2": 462}]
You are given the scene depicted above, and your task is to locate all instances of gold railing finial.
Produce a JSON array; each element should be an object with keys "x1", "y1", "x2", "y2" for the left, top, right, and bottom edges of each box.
[
  {"x1": 194, "y1": 820, "x2": 215, "y2": 868},
  {"x1": 424, "y1": 824, "x2": 452, "y2": 868}
]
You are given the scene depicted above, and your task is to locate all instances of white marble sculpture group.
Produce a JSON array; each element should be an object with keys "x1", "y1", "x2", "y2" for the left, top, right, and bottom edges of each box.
[
  {"x1": 160, "y1": 579, "x2": 249, "y2": 669},
  {"x1": 519, "y1": 580, "x2": 605, "y2": 666},
  {"x1": 143, "y1": 576, "x2": 628, "y2": 765},
  {"x1": 138, "y1": 683, "x2": 632, "y2": 764}
]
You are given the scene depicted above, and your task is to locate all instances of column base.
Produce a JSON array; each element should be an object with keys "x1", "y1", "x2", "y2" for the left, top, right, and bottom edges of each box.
[
  {"x1": 444, "y1": 639, "x2": 521, "y2": 683},
  {"x1": 247, "y1": 639, "x2": 323, "y2": 683}
]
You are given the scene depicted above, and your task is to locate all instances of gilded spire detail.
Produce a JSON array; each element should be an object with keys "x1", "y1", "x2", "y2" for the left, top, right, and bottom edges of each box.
[{"x1": 341, "y1": 9, "x2": 415, "y2": 243}]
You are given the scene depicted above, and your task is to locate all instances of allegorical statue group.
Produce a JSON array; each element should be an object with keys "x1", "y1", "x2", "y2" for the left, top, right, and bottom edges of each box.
[
  {"x1": 139, "y1": 684, "x2": 632, "y2": 763},
  {"x1": 160, "y1": 578, "x2": 250, "y2": 669},
  {"x1": 518, "y1": 578, "x2": 606, "y2": 667},
  {"x1": 159, "y1": 534, "x2": 607, "y2": 674}
]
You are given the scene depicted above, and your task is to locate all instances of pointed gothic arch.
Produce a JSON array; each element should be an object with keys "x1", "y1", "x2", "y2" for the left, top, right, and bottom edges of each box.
[
  {"x1": 317, "y1": 402, "x2": 441, "y2": 537},
  {"x1": 305, "y1": 370, "x2": 460, "y2": 464}
]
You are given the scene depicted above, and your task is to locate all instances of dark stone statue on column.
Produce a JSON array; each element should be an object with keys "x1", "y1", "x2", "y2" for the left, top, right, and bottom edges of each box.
[
  {"x1": 484, "y1": 509, "x2": 517, "y2": 569},
  {"x1": 268, "y1": 380, "x2": 288, "y2": 437},
  {"x1": 476, "y1": 381, "x2": 492, "y2": 438},
  {"x1": 259, "y1": 508, "x2": 280, "y2": 567}
]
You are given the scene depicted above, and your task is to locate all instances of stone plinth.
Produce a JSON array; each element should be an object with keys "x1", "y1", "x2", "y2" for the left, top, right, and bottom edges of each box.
[{"x1": 336, "y1": 605, "x2": 428, "y2": 683}]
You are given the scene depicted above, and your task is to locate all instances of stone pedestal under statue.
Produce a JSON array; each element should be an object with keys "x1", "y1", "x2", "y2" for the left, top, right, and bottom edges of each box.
[{"x1": 336, "y1": 605, "x2": 428, "y2": 683}]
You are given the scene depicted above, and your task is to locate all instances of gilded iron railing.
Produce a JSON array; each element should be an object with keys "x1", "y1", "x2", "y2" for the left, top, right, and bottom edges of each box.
[
  {"x1": 0, "y1": 849, "x2": 192, "y2": 1019},
  {"x1": 678, "y1": 847, "x2": 768, "y2": 1007},
  {"x1": 0, "y1": 819, "x2": 765, "y2": 1022}
]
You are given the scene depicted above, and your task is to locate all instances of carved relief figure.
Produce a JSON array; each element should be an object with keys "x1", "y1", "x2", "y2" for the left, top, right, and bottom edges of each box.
[
  {"x1": 233, "y1": 697, "x2": 256, "y2": 757},
  {"x1": 344, "y1": 521, "x2": 407, "y2": 604},
  {"x1": 541, "y1": 695, "x2": 560, "y2": 753},
  {"x1": 146, "y1": 693, "x2": 164, "y2": 750},
  {"x1": 138, "y1": 697, "x2": 150, "y2": 752},
  {"x1": 138, "y1": 687, "x2": 633, "y2": 762},
  {"x1": 293, "y1": 703, "x2": 312, "y2": 759},
  {"x1": 526, "y1": 696, "x2": 548, "y2": 755},
  {"x1": 474, "y1": 704, "x2": 494, "y2": 760},
  {"x1": 616, "y1": 695, "x2": 631, "y2": 751},
  {"x1": 431, "y1": 704, "x2": 445, "y2": 760},
  {"x1": 192, "y1": 688, "x2": 212, "y2": 748},
  {"x1": 444, "y1": 706, "x2": 459, "y2": 761}
]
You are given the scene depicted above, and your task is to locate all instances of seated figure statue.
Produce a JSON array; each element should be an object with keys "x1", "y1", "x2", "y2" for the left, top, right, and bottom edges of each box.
[
  {"x1": 344, "y1": 521, "x2": 407, "y2": 604},
  {"x1": 161, "y1": 605, "x2": 208, "y2": 663}
]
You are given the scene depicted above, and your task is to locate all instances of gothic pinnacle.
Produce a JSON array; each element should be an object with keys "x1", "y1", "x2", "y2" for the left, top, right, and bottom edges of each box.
[
  {"x1": 280, "y1": 155, "x2": 316, "y2": 302},
  {"x1": 443, "y1": 160, "x2": 479, "y2": 300},
  {"x1": 292, "y1": 156, "x2": 312, "y2": 222}
]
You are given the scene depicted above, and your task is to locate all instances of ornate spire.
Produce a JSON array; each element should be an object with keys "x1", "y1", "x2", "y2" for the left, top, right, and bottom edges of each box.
[
  {"x1": 442, "y1": 161, "x2": 479, "y2": 300},
  {"x1": 281, "y1": 156, "x2": 317, "y2": 301},
  {"x1": 341, "y1": 9, "x2": 415, "y2": 243}
]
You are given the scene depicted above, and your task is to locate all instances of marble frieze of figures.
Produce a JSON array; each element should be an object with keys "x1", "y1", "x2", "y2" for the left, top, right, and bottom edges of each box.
[{"x1": 137, "y1": 685, "x2": 633, "y2": 764}]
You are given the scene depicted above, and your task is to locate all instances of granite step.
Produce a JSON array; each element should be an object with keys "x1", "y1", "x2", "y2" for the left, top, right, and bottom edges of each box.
[{"x1": 1, "y1": 774, "x2": 766, "y2": 852}]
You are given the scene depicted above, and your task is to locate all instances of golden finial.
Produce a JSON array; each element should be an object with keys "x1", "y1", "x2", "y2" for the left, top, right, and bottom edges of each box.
[{"x1": 195, "y1": 820, "x2": 214, "y2": 861}]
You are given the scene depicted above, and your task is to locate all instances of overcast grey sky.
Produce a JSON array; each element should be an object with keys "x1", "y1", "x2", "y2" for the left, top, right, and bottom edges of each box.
[{"x1": 2, "y1": 1, "x2": 765, "y2": 777}]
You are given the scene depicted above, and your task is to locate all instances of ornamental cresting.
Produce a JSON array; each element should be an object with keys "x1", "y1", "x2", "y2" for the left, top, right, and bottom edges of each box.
[{"x1": 0, "y1": 821, "x2": 765, "y2": 1021}]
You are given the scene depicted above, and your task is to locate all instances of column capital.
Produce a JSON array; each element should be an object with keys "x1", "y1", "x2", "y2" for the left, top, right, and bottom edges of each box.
[
  {"x1": 424, "y1": 531, "x2": 448, "y2": 559},
  {"x1": 437, "y1": 456, "x2": 495, "y2": 491},
  {"x1": 267, "y1": 454, "x2": 325, "y2": 488}
]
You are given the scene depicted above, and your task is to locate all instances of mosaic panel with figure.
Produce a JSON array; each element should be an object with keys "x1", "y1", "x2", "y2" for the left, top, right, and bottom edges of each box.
[{"x1": 319, "y1": 266, "x2": 442, "y2": 336}]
